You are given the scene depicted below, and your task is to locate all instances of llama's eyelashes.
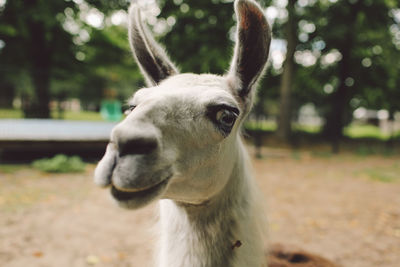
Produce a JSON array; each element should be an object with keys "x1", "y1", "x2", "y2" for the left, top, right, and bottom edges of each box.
[
  {"x1": 206, "y1": 104, "x2": 240, "y2": 136},
  {"x1": 124, "y1": 104, "x2": 137, "y2": 115},
  {"x1": 216, "y1": 109, "x2": 238, "y2": 128}
]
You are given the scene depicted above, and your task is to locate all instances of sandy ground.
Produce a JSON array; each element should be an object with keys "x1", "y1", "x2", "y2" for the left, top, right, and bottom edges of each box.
[{"x1": 0, "y1": 147, "x2": 399, "y2": 267}]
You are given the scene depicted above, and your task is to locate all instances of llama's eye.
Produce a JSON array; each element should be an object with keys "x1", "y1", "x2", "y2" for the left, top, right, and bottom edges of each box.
[
  {"x1": 215, "y1": 109, "x2": 239, "y2": 136},
  {"x1": 216, "y1": 110, "x2": 237, "y2": 128},
  {"x1": 206, "y1": 104, "x2": 240, "y2": 136},
  {"x1": 124, "y1": 105, "x2": 136, "y2": 115}
]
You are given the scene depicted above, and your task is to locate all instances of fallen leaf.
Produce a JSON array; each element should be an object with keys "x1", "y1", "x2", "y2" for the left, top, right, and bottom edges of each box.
[
  {"x1": 100, "y1": 255, "x2": 112, "y2": 262},
  {"x1": 33, "y1": 251, "x2": 43, "y2": 258},
  {"x1": 394, "y1": 229, "x2": 400, "y2": 238},
  {"x1": 86, "y1": 255, "x2": 100, "y2": 265},
  {"x1": 118, "y1": 252, "x2": 126, "y2": 260}
]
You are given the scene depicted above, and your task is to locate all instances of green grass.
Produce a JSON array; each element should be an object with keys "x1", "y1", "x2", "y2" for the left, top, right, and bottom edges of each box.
[
  {"x1": 0, "y1": 109, "x2": 23, "y2": 119},
  {"x1": 0, "y1": 108, "x2": 104, "y2": 121},
  {"x1": 57, "y1": 110, "x2": 103, "y2": 121},
  {"x1": 244, "y1": 120, "x2": 276, "y2": 131},
  {"x1": 245, "y1": 120, "x2": 399, "y2": 140},
  {"x1": 361, "y1": 164, "x2": 400, "y2": 183},
  {"x1": 1, "y1": 109, "x2": 398, "y2": 140},
  {"x1": 311, "y1": 151, "x2": 334, "y2": 158},
  {"x1": 293, "y1": 124, "x2": 322, "y2": 134},
  {"x1": 343, "y1": 124, "x2": 390, "y2": 140},
  {"x1": 245, "y1": 120, "x2": 323, "y2": 134},
  {"x1": 0, "y1": 164, "x2": 29, "y2": 174}
]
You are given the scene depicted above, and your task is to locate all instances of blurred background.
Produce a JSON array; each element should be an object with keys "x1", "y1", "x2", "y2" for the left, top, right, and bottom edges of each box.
[
  {"x1": 0, "y1": 0, "x2": 399, "y2": 157},
  {"x1": 0, "y1": 0, "x2": 399, "y2": 266}
]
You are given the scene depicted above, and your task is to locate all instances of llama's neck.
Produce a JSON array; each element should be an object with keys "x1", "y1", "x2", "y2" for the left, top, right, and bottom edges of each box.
[{"x1": 157, "y1": 140, "x2": 265, "y2": 267}]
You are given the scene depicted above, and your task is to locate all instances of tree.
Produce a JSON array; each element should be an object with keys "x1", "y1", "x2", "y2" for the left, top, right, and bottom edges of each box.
[
  {"x1": 0, "y1": 0, "x2": 81, "y2": 117},
  {"x1": 0, "y1": 0, "x2": 132, "y2": 118},
  {"x1": 157, "y1": 0, "x2": 236, "y2": 74},
  {"x1": 276, "y1": 0, "x2": 298, "y2": 141},
  {"x1": 78, "y1": 25, "x2": 142, "y2": 108},
  {"x1": 310, "y1": 0, "x2": 400, "y2": 151}
]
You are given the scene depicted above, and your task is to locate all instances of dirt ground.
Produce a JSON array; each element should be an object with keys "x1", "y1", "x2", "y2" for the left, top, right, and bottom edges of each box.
[{"x1": 1, "y1": 147, "x2": 399, "y2": 267}]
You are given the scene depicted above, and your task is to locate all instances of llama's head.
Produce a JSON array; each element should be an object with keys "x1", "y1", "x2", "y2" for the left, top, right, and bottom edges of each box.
[{"x1": 94, "y1": 0, "x2": 270, "y2": 209}]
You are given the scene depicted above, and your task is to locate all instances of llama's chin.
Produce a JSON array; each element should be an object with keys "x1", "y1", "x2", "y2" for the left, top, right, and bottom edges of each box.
[{"x1": 110, "y1": 176, "x2": 171, "y2": 209}]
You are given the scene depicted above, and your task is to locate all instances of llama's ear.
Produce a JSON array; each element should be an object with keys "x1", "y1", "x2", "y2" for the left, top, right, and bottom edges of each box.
[
  {"x1": 227, "y1": 0, "x2": 271, "y2": 98},
  {"x1": 128, "y1": 5, "x2": 179, "y2": 87}
]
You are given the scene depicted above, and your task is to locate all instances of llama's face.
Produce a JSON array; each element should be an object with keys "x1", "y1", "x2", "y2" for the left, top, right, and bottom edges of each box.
[
  {"x1": 95, "y1": 74, "x2": 243, "y2": 208},
  {"x1": 94, "y1": 0, "x2": 271, "y2": 209}
]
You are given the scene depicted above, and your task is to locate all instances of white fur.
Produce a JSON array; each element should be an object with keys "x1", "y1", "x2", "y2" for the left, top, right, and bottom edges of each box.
[
  {"x1": 158, "y1": 139, "x2": 266, "y2": 267},
  {"x1": 94, "y1": 1, "x2": 271, "y2": 266}
]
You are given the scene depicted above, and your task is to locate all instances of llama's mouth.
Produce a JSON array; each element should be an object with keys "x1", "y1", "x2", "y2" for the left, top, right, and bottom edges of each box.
[{"x1": 110, "y1": 175, "x2": 171, "y2": 209}]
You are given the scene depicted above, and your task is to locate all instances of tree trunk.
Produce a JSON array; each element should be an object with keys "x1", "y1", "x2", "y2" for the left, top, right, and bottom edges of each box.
[
  {"x1": 24, "y1": 0, "x2": 52, "y2": 118},
  {"x1": 386, "y1": 108, "x2": 395, "y2": 149},
  {"x1": 323, "y1": 38, "x2": 354, "y2": 153},
  {"x1": 323, "y1": 2, "x2": 361, "y2": 153},
  {"x1": 0, "y1": 82, "x2": 15, "y2": 108},
  {"x1": 276, "y1": 0, "x2": 297, "y2": 141}
]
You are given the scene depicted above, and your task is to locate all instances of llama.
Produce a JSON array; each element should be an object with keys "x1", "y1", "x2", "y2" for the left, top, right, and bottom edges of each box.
[{"x1": 94, "y1": 1, "x2": 337, "y2": 266}]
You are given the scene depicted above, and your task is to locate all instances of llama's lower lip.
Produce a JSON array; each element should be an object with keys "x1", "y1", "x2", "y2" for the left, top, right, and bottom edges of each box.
[{"x1": 111, "y1": 176, "x2": 170, "y2": 202}]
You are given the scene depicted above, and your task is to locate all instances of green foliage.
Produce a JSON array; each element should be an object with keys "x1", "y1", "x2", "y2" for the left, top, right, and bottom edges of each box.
[
  {"x1": 0, "y1": 0, "x2": 139, "y2": 116},
  {"x1": 0, "y1": 0, "x2": 82, "y2": 117},
  {"x1": 302, "y1": 0, "x2": 400, "y2": 139},
  {"x1": 158, "y1": 0, "x2": 236, "y2": 74},
  {"x1": 82, "y1": 25, "x2": 143, "y2": 104},
  {"x1": 32, "y1": 154, "x2": 86, "y2": 173},
  {"x1": 0, "y1": 0, "x2": 399, "y2": 148}
]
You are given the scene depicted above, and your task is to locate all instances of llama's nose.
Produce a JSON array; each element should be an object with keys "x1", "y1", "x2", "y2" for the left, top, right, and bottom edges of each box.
[{"x1": 117, "y1": 135, "x2": 158, "y2": 157}]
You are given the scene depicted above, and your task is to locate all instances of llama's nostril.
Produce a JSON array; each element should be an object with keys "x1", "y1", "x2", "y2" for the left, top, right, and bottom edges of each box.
[
  {"x1": 118, "y1": 136, "x2": 158, "y2": 156},
  {"x1": 289, "y1": 253, "x2": 310, "y2": 263}
]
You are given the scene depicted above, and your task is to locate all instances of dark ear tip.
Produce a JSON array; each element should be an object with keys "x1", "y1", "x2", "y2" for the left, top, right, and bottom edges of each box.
[
  {"x1": 228, "y1": 0, "x2": 271, "y2": 98},
  {"x1": 235, "y1": 0, "x2": 270, "y2": 31},
  {"x1": 235, "y1": 0, "x2": 263, "y2": 12}
]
